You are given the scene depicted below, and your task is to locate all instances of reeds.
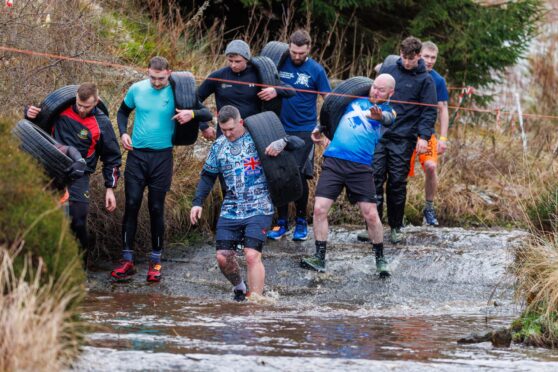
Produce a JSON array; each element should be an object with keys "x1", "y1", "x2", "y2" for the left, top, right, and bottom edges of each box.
[{"x1": 0, "y1": 247, "x2": 83, "y2": 371}]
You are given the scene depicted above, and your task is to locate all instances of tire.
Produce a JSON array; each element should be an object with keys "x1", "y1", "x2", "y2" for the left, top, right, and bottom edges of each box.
[
  {"x1": 250, "y1": 56, "x2": 283, "y2": 116},
  {"x1": 319, "y1": 76, "x2": 374, "y2": 139},
  {"x1": 260, "y1": 41, "x2": 289, "y2": 68},
  {"x1": 36, "y1": 85, "x2": 109, "y2": 133},
  {"x1": 382, "y1": 54, "x2": 399, "y2": 69},
  {"x1": 169, "y1": 71, "x2": 200, "y2": 146},
  {"x1": 12, "y1": 119, "x2": 72, "y2": 184},
  {"x1": 244, "y1": 111, "x2": 302, "y2": 207}
]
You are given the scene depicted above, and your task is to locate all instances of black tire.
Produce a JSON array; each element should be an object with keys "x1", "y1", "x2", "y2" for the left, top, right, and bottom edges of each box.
[
  {"x1": 319, "y1": 76, "x2": 374, "y2": 139},
  {"x1": 250, "y1": 56, "x2": 283, "y2": 116},
  {"x1": 244, "y1": 112, "x2": 302, "y2": 207},
  {"x1": 169, "y1": 71, "x2": 200, "y2": 146},
  {"x1": 12, "y1": 119, "x2": 72, "y2": 184},
  {"x1": 36, "y1": 85, "x2": 109, "y2": 133},
  {"x1": 260, "y1": 41, "x2": 289, "y2": 68}
]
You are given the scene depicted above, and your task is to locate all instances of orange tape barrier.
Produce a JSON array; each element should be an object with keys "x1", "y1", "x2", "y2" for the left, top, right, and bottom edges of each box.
[{"x1": 2, "y1": 45, "x2": 558, "y2": 121}]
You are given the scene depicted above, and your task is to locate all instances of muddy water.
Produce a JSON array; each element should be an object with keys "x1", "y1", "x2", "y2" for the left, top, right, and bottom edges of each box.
[{"x1": 74, "y1": 227, "x2": 558, "y2": 371}]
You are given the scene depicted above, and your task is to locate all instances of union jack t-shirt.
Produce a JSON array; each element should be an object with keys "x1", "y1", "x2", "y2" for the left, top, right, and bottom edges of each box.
[{"x1": 203, "y1": 132, "x2": 274, "y2": 219}]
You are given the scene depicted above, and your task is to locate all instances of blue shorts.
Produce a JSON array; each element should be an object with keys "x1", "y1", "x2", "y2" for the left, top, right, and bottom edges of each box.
[{"x1": 215, "y1": 215, "x2": 273, "y2": 252}]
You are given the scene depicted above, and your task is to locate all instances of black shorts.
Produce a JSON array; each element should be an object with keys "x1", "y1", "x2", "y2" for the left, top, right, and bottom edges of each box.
[
  {"x1": 68, "y1": 174, "x2": 90, "y2": 203},
  {"x1": 315, "y1": 157, "x2": 376, "y2": 204},
  {"x1": 286, "y1": 131, "x2": 314, "y2": 178},
  {"x1": 124, "y1": 148, "x2": 173, "y2": 192},
  {"x1": 215, "y1": 215, "x2": 273, "y2": 253}
]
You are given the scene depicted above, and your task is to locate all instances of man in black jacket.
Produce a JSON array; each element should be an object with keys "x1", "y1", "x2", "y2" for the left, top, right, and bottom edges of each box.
[
  {"x1": 197, "y1": 39, "x2": 295, "y2": 138},
  {"x1": 25, "y1": 83, "x2": 122, "y2": 255},
  {"x1": 365, "y1": 36, "x2": 437, "y2": 244}
]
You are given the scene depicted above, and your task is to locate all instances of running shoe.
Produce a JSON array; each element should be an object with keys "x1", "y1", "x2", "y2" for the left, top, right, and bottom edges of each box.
[
  {"x1": 357, "y1": 231, "x2": 370, "y2": 242},
  {"x1": 423, "y1": 208, "x2": 439, "y2": 226},
  {"x1": 111, "y1": 260, "x2": 135, "y2": 281},
  {"x1": 375, "y1": 256, "x2": 391, "y2": 278},
  {"x1": 146, "y1": 261, "x2": 162, "y2": 282},
  {"x1": 300, "y1": 255, "x2": 326, "y2": 272},
  {"x1": 292, "y1": 217, "x2": 308, "y2": 241},
  {"x1": 390, "y1": 227, "x2": 404, "y2": 244},
  {"x1": 267, "y1": 219, "x2": 289, "y2": 240}
]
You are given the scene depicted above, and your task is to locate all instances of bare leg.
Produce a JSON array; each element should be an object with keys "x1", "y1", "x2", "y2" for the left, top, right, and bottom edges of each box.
[
  {"x1": 424, "y1": 160, "x2": 437, "y2": 202},
  {"x1": 313, "y1": 197, "x2": 335, "y2": 241},
  {"x1": 215, "y1": 250, "x2": 242, "y2": 286},
  {"x1": 358, "y1": 201, "x2": 383, "y2": 244},
  {"x1": 244, "y1": 248, "x2": 265, "y2": 295}
]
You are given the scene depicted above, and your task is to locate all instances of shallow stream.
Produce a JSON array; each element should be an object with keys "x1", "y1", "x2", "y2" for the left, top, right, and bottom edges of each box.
[{"x1": 74, "y1": 227, "x2": 558, "y2": 371}]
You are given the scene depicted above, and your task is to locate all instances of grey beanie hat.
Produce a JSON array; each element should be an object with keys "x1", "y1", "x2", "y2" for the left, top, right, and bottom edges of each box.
[{"x1": 225, "y1": 39, "x2": 251, "y2": 60}]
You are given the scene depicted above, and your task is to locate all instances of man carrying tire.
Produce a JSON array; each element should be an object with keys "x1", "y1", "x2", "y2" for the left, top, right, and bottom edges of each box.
[
  {"x1": 267, "y1": 30, "x2": 332, "y2": 241},
  {"x1": 408, "y1": 41, "x2": 449, "y2": 227},
  {"x1": 301, "y1": 74, "x2": 396, "y2": 276},
  {"x1": 197, "y1": 39, "x2": 295, "y2": 139},
  {"x1": 111, "y1": 56, "x2": 212, "y2": 283},
  {"x1": 359, "y1": 37, "x2": 437, "y2": 245},
  {"x1": 190, "y1": 106, "x2": 297, "y2": 301},
  {"x1": 25, "y1": 83, "x2": 122, "y2": 257}
]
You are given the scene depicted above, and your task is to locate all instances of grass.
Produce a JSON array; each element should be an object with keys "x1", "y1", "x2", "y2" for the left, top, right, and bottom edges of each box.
[{"x1": 0, "y1": 248, "x2": 83, "y2": 371}]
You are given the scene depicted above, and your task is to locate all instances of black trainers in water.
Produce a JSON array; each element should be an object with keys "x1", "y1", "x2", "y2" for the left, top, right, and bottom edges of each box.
[
  {"x1": 233, "y1": 289, "x2": 246, "y2": 302},
  {"x1": 376, "y1": 256, "x2": 391, "y2": 278},
  {"x1": 300, "y1": 255, "x2": 326, "y2": 272}
]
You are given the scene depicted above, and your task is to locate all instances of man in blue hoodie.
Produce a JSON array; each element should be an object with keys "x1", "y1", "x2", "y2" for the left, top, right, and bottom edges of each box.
[{"x1": 366, "y1": 36, "x2": 437, "y2": 244}]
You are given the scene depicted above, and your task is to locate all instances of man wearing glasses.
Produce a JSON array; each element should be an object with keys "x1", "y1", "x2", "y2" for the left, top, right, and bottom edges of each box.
[{"x1": 111, "y1": 56, "x2": 212, "y2": 282}]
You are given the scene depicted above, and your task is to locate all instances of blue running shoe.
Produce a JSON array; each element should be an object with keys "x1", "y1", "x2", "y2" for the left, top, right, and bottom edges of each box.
[
  {"x1": 292, "y1": 217, "x2": 308, "y2": 241},
  {"x1": 267, "y1": 219, "x2": 289, "y2": 240},
  {"x1": 423, "y1": 208, "x2": 439, "y2": 226}
]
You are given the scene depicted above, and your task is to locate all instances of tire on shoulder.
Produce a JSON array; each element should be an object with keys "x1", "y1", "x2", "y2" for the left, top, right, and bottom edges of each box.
[
  {"x1": 250, "y1": 56, "x2": 283, "y2": 116},
  {"x1": 12, "y1": 119, "x2": 72, "y2": 185},
  {"x1": 319, "y1": 76, "x2": 373, "y2": 139},
  {"x1": 170, "y1": 71, "x2": 200, "y2": 146},
  {"x1": 244, "y1": 111, "x2": 302, "y2": 207},
  {"x1": 260, "y1": 41, "x2": 289, "y2": 68},
  {"x1": 36, "y1": 85, "x2": 109, "y2": 133}
]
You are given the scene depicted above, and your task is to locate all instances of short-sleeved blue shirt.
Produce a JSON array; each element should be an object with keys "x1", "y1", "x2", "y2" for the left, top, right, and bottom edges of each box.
[
  {"x1": 324, "y1": 98, "x2": 395, "y2": 165},
  {"x1": 203, "y1": 132, "x2": 273, "y2": 219},
  {"x1": 429, "y1": 69, "x2": 449, "y2": 102},
  {"x1": 279, "y1": 57, "x2": 331, "y2": 132},
  {"x1": 123, "y1": 79, "x2": 175, "y2": 150}
]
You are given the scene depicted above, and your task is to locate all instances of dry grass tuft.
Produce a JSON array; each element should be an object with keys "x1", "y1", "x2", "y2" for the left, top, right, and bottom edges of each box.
[{"x1": 0, "y1": 247, "x2": 83, "y2": 371}]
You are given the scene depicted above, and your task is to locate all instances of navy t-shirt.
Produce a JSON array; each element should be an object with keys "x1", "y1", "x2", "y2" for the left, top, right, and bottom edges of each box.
[
  {"x1": 429, "y1": 69, "x2": 449, "y2": 102},
  {"x1": 278, "y1": 57, "x2": 331, "y2": 132}
]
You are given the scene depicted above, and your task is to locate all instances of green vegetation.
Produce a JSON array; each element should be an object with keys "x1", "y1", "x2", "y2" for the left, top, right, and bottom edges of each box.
[
  {"x1": 237, "y1": 0, "x2": 543, "y2": 88},
  {"x1": 0, "y1": 116, "x2": 85, "y2": 369},
  {"x1": 0, "y1": 118, "x2": 85, "y2": 289}
]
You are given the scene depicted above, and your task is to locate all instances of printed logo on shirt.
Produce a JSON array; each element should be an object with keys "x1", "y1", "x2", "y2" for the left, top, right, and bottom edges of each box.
[
  {"x1": 294, "y1": 73, "x2": 311, "y2": 87},
  {"x1": 78, "y1": 129, "x2": 89, "y2": 140},
  {"x1": 243, "y1": 156, "x2": 262, "y2": 176},
  {"x1": 279, "y1": 71, "x2": 294, "y2": 80},
  {"x1": 222, "y1": 84, "x2": 233, "y2": 88}
]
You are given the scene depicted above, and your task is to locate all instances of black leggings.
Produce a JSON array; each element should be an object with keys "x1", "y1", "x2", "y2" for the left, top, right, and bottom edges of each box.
[
  {"x1": 69, "y1": 201, "x2": 89, "y2": 249},
  {"x1": 122, "y1": 182, "x2": 167, "y2": 253}
]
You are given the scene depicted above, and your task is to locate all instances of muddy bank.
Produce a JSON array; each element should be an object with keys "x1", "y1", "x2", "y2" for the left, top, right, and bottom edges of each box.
[{"x1": 86, "y1": 226, "x2": 525, "y2": 312}]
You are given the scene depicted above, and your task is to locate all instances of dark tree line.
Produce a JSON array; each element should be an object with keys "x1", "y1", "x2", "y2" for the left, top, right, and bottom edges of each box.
[{"x1": 175, "y1": 0, "x2": 543, "y2": 89}]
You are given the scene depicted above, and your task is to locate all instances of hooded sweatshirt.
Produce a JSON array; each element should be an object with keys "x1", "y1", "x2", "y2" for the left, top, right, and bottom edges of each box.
[{"x1": 379, "y1": 58, "x2": 437, "y2": 141}]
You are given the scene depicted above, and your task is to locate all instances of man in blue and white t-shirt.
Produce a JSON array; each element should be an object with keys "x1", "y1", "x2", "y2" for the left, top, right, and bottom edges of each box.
[
  {"x1": 190, "y1": 106, "x2": 300, "y2": 301},
  {"x1": 300, "y1": 74, "x2": 396, "y2": 277},
  {"x1": 267, "y1": 29, "x2": 331, "y2": 242}
]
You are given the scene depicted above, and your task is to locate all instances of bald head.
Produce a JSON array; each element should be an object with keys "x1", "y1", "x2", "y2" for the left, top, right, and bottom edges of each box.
[{"x1": 369, "y1": 73, "x2": 395, "y2": 104}]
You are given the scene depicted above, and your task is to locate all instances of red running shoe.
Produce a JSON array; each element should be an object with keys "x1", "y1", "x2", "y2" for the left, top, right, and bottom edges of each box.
[
  {"x1": 111, "y1": 260, "x2": 135, "y2": 281},
  {"x1": 147, "y1": 262, "x2": 162, "y2": 282}
]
